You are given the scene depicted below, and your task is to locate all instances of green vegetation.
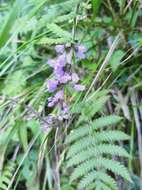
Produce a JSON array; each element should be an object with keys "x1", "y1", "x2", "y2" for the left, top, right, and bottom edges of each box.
[{"x1": 0, "y1": 0, "x2": 141, "y2": 189}]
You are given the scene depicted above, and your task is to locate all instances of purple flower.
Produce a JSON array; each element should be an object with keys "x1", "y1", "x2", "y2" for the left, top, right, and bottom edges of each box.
[
  {"x1": 59, "y1": 72, "x2": 71, "y2": 84},
  {"x1": 56, "y1": 54, "x2": 66, "y2": 67},
  {"x1": 76, "y1": 52, "x2": 86, "y2": 60},
  {"x1": 54, "y1": 89, "x2": 64, "y2": 100},
  {"x1": 76, "y1": 44, "x2": 87, "y2": 60},
  {"x1": 46, "y1": 43, "x2": 86, "y2": 124},
  {"x1": 46, "y1": 115, "x2": 53, "y2": 124},
  {"x1": 74, "y1": 84, "x2": 85, "y2": 91},
  {"x1": 72, "y1": 73, "x2": 79, "y2": 83},
  {"x1": 48, "y1": 96, "x2": 58, "y2": 107},
  {"x1": 62, "y1": 102, "x2": 69, "y2": 113},
  {"x1": 48, "y1": 100, "x2": 55, "y2": 107},
  {"x1": 48, "y1": 89, "x2": 64, "y2": 107},
  {"x1": 55, "y1": 45, "x2": 65, "y2": 54},
  {"x1": 54, "y1": 66, "x2": 64, "y2": 79},
  {"x1": 47, "y1": 79, "x2": 58, "y2": 92}
]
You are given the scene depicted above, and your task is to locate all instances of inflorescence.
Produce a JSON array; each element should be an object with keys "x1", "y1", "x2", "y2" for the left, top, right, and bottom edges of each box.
[{"x1": 42, "y1": 44, "x2": 87, "y2": 129}]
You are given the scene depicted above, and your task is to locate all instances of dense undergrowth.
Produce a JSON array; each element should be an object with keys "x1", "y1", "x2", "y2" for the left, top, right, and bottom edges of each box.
[{"x1": 0, "y1": 0, "x2": 142, "y2": 190}]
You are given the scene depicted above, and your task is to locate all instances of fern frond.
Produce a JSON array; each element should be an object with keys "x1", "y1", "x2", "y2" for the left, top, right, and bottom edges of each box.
[
  {"x1": 95, "y1": 144, "x2": 130, "y2": 157},
  {"x1": 95, "y1": 158, "x2": 132, "y2": 182},
  {"x1": 82, "y1": 96, "x2": 109, "y2": 118},
  {"x1": 67, "y1": 130, "x2": 129, "y2": 159},
  {"x1": 95, "y1": 130, "x2": 130, "y2": 142},
  {"x1": 66, "y1": 91, "x2": 131, "y2": 189},
  {"x1": 66, "y1": 136, "x2": 94, "y2": 159},
  {"x1": 54, "y1": 12, "x2": 75, "y2": 23},
  {"x1": 71, "y1": 95, "x2": 109, "y2": 115},
  {"x1": 49, "y1": 0, "x2": 80, "y2": 15},
  {"x1": 71, "y1": 158, "x2": 131, "y2": 182},
  {"x1": 78, "y1": 171, "x2": 118, "y2": 190},
  {"x1": 47, "y1": 23, "x2": 72, "y2": 40},
  {"x1": 0, "y1": 161, "x2": 16, "y2": 190},
  {"x1": 67, "y1": 144, "x2": 129, "y2": 168},
  {"x1": 91, "y1": 115, "x2": 122, "y2": 130},
  {"x1": 97, "y1": 181, "x2": 112, "y2": 190},
  {"x1": 66, "y1": 115, "x2": 122, "y2": 143},
  {"x1": 65, "y1": 125, "x2": 91, "y2": 144},
  {"x1": 38, "y1": 37, "x2": 70, "y2": 45}
]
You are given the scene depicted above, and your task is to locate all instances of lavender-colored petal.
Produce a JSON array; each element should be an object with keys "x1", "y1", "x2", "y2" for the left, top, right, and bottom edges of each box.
[
  {"x1": 55, "y1": 45, "x2": 65, "y2": 54},
  {"x1": 76, "y1": 52, "x2": 86, "y2": 60},
  {"x1": 54, "y1": 66, "x2": 64, "y2": 79},
  {"x1": 62, "y1": 102, "x2": 69, "y2": 113},
  {"x1": 54, "y1": 89, "x2": 64, "y2": 100},
  {"x1": 72, "y1": 73, "x2": 79, "y2": 83},
  {"x1": 56, "y1": 53, "x2": 66, "y2": 67},
  {"x1": 47, "y1": 80, "x2": 58, "y2": 92},
  {"x1": 76, "y1": 44, "x2": 87, "y2": 60},
  {"x1": 48, "y1": 101, "x2": 55, "y2": 107},
  {"x1": 59, "y1": 72, "x2": 71, "y2": 84},
  {"x1": 74, "y1": 84, "x2": 85, "y2": 91}
]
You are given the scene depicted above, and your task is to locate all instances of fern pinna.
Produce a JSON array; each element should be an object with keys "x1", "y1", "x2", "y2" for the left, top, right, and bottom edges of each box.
[
  {"x1": 0, "y1": 161, "x2": 16, "y2": 190},
  {"x1": 65, "y1": 91, "x2": 131, "y2": 190}
]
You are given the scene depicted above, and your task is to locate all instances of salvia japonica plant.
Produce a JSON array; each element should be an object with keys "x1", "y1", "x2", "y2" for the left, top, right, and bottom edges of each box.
[
  {"x1": 0, "y1": 0, "x2": 142, "y2": 190},
  {"x1": 43, "y1": 44, "x2": 86, "y2": 129}
]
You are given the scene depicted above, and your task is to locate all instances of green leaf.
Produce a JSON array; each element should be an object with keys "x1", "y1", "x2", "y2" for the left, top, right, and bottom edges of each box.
[
  {"x1": 18, "y1": 120, "x2": 28, "y2": 152},
  {"x1": 92, "y1": 0, "x2": 102, "y2": 18},
  {"x1": 0, "y1": 0, "x2": 25, "y2": 48},
  {"x1": 110, "y1": 50, "x2": 125, "y2": 72},
  {"x1": 2, "y1": 70, "x2": 26, "y2": 96}
]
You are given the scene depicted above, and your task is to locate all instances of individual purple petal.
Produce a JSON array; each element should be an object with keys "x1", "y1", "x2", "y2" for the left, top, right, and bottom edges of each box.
[
  {"x1": 47, "y1": 80, "x2": 58, "y2": 92},
  {"x1": 48, "y1": 96, "x2": 58, "y2": 107},
  {"x1": 74, "y1": 84, "x2": 85, "y2": 91},
  {"x1": 55, "y1": 45, "x2": 65, "y2": 54},
  {"x1": 59, "y1": 72, "x2": 71, "y2": 84},
  {"x1": 62, "y1": 102, "x2": 69, "y2": 113},
  {"x1": 76, "y1": 44, "x2": 87, "y2": 60},
  {"x1": 56, "y1": 54, "x2": 66, "y2": 67},
  {"x1": 76, "y1": 52, "x2": 86, "y2": 60},
  {"x1": 72, "y1": 73, "x2": 79, "y2": 83},
  {"x1": 48, "y1": 101, "x2": 55, "y2": 107},
  {"x1": 54, "y1": 89, "x2": 64, "y2": 100},
  {"x1": 54, "y1": 66, "x2": 64, "y2": 79}
]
